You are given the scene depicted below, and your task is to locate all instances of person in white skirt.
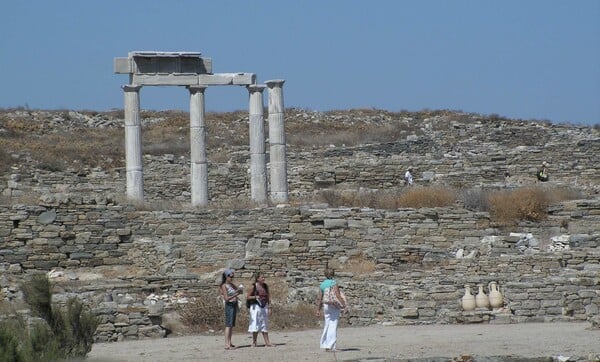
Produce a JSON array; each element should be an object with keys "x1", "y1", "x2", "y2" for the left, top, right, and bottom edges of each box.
[
  {"x1": 315, "y1": 268, "x2": 347, "y2": 352},
  {"x1": 246, "y1": 272, "x2": 274, "y2": 347}
]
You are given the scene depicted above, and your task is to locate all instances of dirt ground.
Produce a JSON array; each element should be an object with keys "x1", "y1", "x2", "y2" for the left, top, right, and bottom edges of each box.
[{"x1": 87, "y1": 322, "x2": 600, "y2": 361}]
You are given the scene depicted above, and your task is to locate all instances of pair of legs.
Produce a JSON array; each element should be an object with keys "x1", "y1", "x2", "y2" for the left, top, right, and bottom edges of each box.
[
  {"x1": 225, "y1": 326, "x2": 235, "y2": 349},
  {"x1": 320, "y1": 304, "x2": 340, "y2": 351},
  {"x1": 251, "y1": 331, "x2": 273, "y2": 347},
  {"x1": 248, "y1": 304, "x2": 273, "y2": 347},
  {"x1": 224, "y1": 302, "x2": 237, "y2": 349}
]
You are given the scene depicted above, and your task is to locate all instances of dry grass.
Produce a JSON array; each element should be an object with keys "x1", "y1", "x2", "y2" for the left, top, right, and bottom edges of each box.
[
  {"x1": 491, "y1": 186, "x2": 582, "y2": 225},
  {"x1": 487, "y1": 187, "x2": 557, "y2": 225},
  {"x1": 397, "y1": 186, "x2": 456, "y2": 208},
  {"x1": 316, "y1": 187, "x2": 456, "y2": 209},
  {"x1": 178, "y1": 278, "x2": 318, "y2": 334}
]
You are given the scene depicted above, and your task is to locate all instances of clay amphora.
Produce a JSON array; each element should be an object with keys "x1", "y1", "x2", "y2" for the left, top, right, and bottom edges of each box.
[
  {"x1": 475, "y1": 284, "x2": 490, "y2": 309},
  {"x1": 488, "y1": 281, "x2": 503, "y2": 308},
  {"x1": 461, "y1": 285, "x2": 476, "y2": 311}
]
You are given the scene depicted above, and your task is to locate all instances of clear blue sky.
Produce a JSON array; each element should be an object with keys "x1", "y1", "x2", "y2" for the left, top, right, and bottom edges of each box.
[{"x1": 1, "y1": 1, "x2": 599, "y2": 125}]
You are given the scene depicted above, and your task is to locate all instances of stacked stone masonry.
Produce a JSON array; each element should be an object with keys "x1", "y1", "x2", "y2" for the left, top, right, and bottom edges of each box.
[
  {"x1": 1, "y1": 198, "x2": 599, "y2": 341},
  {"x1": 1, "y1": 110, "x2": 599, "y2": 341}
]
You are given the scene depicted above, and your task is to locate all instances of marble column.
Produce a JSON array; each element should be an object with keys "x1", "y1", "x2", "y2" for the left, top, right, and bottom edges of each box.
[
  {"x1": 188, "y1": 86, "x2": 209, "y2": 206},
  {"x1": 123, "y1": 85, "x2": 143, "y2": 202},
  {"x1": 265, "y1": 80, "x2": 288, "y2": 203},
  {"x1": 247, "y1": 85, "x2": 268, "y2": 204}
]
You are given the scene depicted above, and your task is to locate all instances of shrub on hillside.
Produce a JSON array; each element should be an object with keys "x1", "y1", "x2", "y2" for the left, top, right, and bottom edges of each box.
[
  {"x1": 316, "y1": 187, "x2": 456, "y2": 209},
  {"x1": 0, "y1": 274, "x2": 99, "y2": 360},
  {"x1": 487, "y1": 186, "x2": 581, "y2": 225},
  {"x1": 397, "y1": 186, "x2": 456, "y2": 208},
  {"x1": 487, "y1": 187, "x2": 549, "y2": 225}
]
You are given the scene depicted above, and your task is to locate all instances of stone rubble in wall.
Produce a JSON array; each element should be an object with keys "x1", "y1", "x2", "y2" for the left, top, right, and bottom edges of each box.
[{"x1": 1, "y1": 109, "x2": 599, "y2": 340}]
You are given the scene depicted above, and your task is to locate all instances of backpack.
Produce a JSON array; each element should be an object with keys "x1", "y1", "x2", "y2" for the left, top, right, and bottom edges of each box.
[{"x1": 246, "y1": 283, "x2": 269, "y2": 308}]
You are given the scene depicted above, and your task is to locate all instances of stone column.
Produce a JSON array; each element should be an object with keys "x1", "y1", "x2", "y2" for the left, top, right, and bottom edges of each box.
[
  {"x1": 247, "y1": 85, "x2": 268, "y2": 204},
  {"x1": 188, "y1": 86, "x2": 209, "y2": 206},
  {"x1": 265, "y1": 80, "x2": 288, "y2": 203},
  {"x1": 123, "y1": 85, "x2": 143, "y2": 202}
]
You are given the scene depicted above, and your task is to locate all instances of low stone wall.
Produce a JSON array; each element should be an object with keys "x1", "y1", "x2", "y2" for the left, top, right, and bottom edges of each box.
[{"x1": 1, "y1": 198, "x2": 599, "y2": 341}]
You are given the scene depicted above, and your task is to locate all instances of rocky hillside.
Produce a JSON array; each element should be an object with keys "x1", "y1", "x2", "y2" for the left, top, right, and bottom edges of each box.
[{"x1": 1, "y1": 108, "x2": 598, "y2": 203}]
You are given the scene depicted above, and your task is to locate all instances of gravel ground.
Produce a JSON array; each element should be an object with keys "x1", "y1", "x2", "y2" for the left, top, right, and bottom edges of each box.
[{"x1": 87, "y1": 322, "x2": 600, "y2": 361}]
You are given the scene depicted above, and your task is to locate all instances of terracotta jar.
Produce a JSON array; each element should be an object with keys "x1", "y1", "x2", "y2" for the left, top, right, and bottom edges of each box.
[
  {"x1": 488, "y1": 281, "x2": 503, "y2": 308},
  {"x1": 475, "y1": 284, "x2": 490, "y2": 309},
  {"x1": 461, "y1": 285, "x2": 476, "y2": 311}
]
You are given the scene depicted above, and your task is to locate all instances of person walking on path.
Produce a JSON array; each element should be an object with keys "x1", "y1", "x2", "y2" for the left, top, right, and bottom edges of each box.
[
  {"x1": 246, "y1": 272, "x2": 274, "y2": 347},
  {"x1": 315, "y1": 268, "x2": 347, "y2": 352},
  {"x1": 220, "y1": 269, "x2": 242, "y2": 350},
  {"x1": 404, "y1": 167, "x2": 414, "y2": 186}
]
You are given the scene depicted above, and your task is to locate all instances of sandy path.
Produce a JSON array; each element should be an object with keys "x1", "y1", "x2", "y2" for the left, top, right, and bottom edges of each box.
[{"x1": 87, "y1": 322, "x2": 600, "y2": 361}]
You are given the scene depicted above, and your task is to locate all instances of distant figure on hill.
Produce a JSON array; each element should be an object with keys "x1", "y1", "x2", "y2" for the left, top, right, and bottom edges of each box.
[
  {"x1": 404, "y1": 167, "x2": 414, "y2": 186},
  {"x1": 537, "y1": 162, "x2": 549, "y2": 182}
]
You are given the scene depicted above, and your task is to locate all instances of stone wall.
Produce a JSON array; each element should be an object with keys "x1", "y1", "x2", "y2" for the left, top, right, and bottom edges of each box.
[
  {"x1": 1, "y1": 110, "x2": 599, "y2": 341},
  {"x1": 1, "y1": 197, "x2": 598, "y2": 341}
]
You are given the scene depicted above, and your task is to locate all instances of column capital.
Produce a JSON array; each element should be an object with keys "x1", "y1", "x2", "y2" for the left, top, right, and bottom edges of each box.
[
  {"x1": 188, "y1": 85, "x2": 208, "y2": 93},
  {"x1": 247, "y1": 84, "x2": 266, "y2": 93},
  {"x1": 122, "y1": 84, "x2": 142, "y2": 92},
  {"x1": 265, "y1": 79, "x2": 285, "y2": 88}
]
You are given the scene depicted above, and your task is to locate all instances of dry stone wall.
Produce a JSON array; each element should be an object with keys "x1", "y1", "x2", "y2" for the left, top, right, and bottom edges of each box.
[
  {"x1": 1, "y1": 110, "x2": 599, "y2": 341},
  {"x1": 1, "y1": 197, "x2": 599, "y2": 341}
]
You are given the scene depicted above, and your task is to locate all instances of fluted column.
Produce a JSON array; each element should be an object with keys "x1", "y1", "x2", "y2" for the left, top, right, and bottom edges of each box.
[
  {"x1": 247, "y1": 85, "x2": 268, "y2": 204},
  {"x1": 188, "y1": 86, "x2": 209, "y2": 206},
  {"x1": 123, "y1": 85, "x2": 143, "y2": 202},
  {"x1": 265, "y1": 80, "x2": 288, "y2": 203}
]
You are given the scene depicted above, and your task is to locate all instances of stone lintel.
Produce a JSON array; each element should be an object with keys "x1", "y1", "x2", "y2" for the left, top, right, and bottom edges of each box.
[
  {"x1": 198, "y1": 73, "x2": 256, "y2": 86},
  {"x1": 131, "y1": 74, "x2": 200, "y2": 86}
]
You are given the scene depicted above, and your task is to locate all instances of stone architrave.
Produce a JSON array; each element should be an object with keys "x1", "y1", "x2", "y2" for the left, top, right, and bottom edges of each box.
[
  {"x1": 123, "y1": 85, "x2": 143, "y2": 202},
  {"x1": 188, "y1": 86, "x2": 209, "y2": 206},
  {"x1": 247, "y1": 85, "x2": 268, "y2": 204},
  {"x1": 266, "y1": 80, "x2": 288, "y2": 203},
  {"x1": 116, "y1": 51, "x2": 285, "y2": 206}
]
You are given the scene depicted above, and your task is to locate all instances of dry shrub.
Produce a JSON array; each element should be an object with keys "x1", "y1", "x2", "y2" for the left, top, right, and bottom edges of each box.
[
  {"x1": 488, "y1": 186, "x2": 581, "y2": 225},
  {"x1": 177, "y1": 296, "x2": 239, "y2": 333},
  {"x1": 397, "y1": 186, "x2": 456, "y2": 208},
  {"x1": 488, "y1": 187, "x2": 549, "y2": 225},
  {"x1": 269, "y1": 302, "x2": 319, "y2": 330},
  {"x1": 178, "y1": 279, "x2": 318, "y2": 333},
  {"x1": 316, "y1": 187, "x2": 457, "y2": 209}
]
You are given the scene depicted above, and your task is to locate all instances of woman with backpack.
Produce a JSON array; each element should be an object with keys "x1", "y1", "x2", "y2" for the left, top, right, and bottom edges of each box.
[
  {"x1": 315, "y1": 268, "x2": 347, "y2": 352},
  {"x1": 246, "y1": 272, "x2": 274, "y2": 347}
]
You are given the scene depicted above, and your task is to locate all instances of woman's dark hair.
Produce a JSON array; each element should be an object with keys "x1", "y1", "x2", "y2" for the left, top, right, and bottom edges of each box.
[
  {"x1": 252, "y1": 272, "x2": 269, "y2": 294},
  {"x1": 221, "y1": 273, "x2": 227, "y2": 286},
  {"x1": 324, "y1": 268, "x2": 335, "y2": 279}
]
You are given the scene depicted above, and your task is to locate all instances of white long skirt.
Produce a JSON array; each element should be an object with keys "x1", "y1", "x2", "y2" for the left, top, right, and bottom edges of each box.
[
  {"x1": 248, "y1": 304, "x2": 269, "y2": 332},
  {"x1": 320, "y1": 304, "x2": 340, "y2": 350}
]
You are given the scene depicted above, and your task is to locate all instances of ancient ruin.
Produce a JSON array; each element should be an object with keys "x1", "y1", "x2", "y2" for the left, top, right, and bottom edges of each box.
[
  {"x1": 1, "y1": 108, "x2": 598, "y2": 345},
  {"x1": 114, "y1": 51, "x2": 288, "y2": 205}
]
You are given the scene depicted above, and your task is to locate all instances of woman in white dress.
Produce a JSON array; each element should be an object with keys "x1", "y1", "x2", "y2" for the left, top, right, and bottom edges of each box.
[
  {"x1": 315, "y1": 268, "x2": 347, "y2": 352},
  {"x1": 246, "y1": 272, "x2": 274, "y2": 347}
]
